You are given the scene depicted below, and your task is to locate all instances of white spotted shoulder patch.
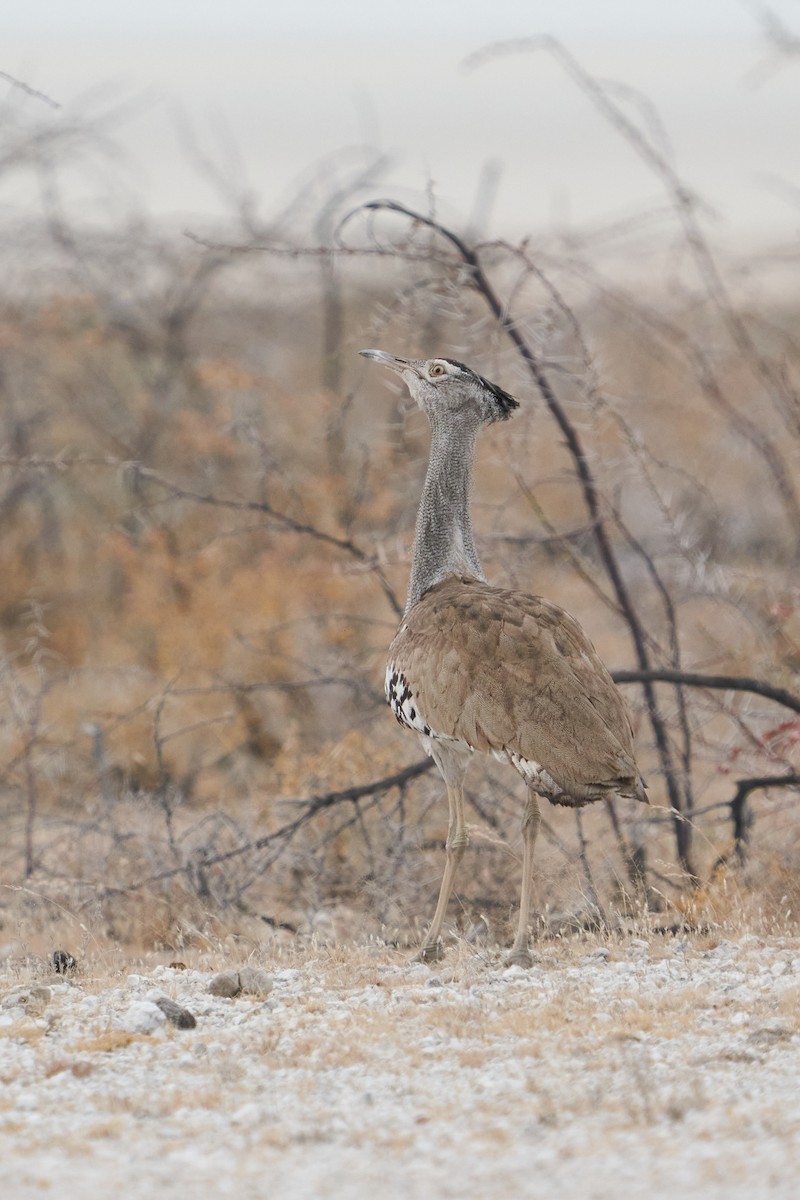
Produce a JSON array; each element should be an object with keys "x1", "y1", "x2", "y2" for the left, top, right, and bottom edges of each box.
[{"x1": 385, "y1": 662, "x2": 432, "y2": 736}]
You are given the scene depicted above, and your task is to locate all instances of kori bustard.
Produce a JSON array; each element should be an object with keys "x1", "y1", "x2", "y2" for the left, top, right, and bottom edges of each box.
[{"x1": 361, "y1": 348, "x2": 647, "y2": 966}]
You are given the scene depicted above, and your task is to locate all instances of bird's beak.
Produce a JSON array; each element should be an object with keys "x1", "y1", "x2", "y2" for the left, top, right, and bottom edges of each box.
[{"x1": 359, "y1": 349, "x2": 415, "y2": 376}]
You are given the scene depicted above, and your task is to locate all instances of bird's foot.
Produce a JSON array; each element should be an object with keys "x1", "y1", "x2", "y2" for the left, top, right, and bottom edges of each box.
[
  {"x1": 504, "y1": 946, "x2": 534, "y2": 969},
  {"x1": 413, "y1": 941, "x2": 444, "y2": 965}
]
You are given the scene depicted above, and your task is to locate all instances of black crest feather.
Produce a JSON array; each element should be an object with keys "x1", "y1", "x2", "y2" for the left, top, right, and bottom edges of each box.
[{"x1": 448, "y1": 359, "x2": 519, "y2": 420}]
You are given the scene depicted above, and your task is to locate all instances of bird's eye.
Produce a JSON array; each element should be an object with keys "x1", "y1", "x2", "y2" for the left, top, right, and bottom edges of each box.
[{"x1": 429, "y1": 363, "x2": 446, "y2": 378}]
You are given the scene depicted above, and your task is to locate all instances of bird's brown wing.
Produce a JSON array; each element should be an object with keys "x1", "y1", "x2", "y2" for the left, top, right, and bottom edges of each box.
[{"x1": 389, "y1": 576, "x2": 644, "y2": 800}]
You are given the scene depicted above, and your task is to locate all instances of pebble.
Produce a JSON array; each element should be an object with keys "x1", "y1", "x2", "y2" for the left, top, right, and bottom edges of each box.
[
  {"x1": 238, "y1": 967, "x2": 273, "y2": 997},
  {"x1": 153, "y1": 995, "x2": 197, "y2": 1029},
  {"x1": 208, "y1": 972, "x2": 243, "y2": 998},
  {"x1": 120, "y1": 1001, "x2": 167, "y2": 1034},
  {"x1": 208, "y1": 968, "x2": 273, "y2": 998}
]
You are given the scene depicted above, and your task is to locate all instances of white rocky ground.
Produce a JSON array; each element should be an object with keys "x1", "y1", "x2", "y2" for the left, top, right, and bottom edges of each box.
[{"x1": 1, "y1": 935, "x2": 799, "y2": 1199}]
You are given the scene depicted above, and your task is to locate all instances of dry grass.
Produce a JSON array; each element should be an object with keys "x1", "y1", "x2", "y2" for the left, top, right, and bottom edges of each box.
[{"x1": 70, "y1": 1030, "x2": 156, "y2": 1055}]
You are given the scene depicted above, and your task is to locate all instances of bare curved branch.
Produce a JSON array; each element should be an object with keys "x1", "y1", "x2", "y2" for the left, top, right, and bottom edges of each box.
[{"x1": 613, "y1": 669, "x2": 800, "y2": 716}]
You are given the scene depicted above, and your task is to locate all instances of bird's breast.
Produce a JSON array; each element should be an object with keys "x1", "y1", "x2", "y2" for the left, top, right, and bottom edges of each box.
[{"x1": 385, "y1": 661, "x2": 433, "y2": 736}]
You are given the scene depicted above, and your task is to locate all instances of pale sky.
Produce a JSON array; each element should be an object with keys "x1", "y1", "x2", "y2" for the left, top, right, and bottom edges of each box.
[
  {"x1": 2, "y1": 0, "x2": 774, "y2": 38},
  {"x1": 4, "y1": 1, "x2": 800, "y2": 249}
]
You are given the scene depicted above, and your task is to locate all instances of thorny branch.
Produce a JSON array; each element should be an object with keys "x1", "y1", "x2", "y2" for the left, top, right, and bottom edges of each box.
[{"x1": 121, "y1": 758, "x2": 436, "y2": 893}]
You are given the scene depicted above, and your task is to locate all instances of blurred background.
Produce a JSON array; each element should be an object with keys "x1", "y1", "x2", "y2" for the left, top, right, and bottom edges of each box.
[
  {"x1": 1, "y1": 1, "x2": 799, "y2": 959},
  {"x1": 5, "y1": 0, "x2": 800, "y2": 251}
]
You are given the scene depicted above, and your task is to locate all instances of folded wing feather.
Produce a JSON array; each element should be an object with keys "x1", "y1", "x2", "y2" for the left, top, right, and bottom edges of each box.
[{"x1": 389, "y1": 576, "x2": 646, "y2": 803}]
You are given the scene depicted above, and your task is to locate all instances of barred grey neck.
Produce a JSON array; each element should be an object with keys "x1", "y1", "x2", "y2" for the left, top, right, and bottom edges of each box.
[{"x1": 405, "y1": 416, "x2": 484, "y2": 614}]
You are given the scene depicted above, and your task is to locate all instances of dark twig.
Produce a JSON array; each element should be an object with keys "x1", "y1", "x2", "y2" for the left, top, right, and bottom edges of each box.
[
  {"x1": 575, "y1": 808, "x2": 607, "y2": 926},
  {"x1": 711, "y1": 773, "x2": 800, "y2": 873},
  {"x1": 0, "y1": 71, "x2": 60, "y2": 109},
  {"x1": 613, "y1": 669, "x2": 800, "y2": 716},
  {"x1": 613, "y1": 513, "x2": 695, "y2": 820}
]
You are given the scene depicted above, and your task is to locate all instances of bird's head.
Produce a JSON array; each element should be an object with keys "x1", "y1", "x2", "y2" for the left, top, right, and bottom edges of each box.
[{"x1": 359, "y1": 349, "x2": 518, "y2": 427}]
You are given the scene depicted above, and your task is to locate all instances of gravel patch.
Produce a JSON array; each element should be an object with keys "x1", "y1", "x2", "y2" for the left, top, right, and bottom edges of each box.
[{"x1": 1, "y1": 937, "x2": 799, "y2": 1198}]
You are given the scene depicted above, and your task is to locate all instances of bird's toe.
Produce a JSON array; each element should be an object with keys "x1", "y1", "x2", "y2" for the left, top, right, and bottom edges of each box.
[{"x1": 413, "y1": 942, "x2": 445, "y2": 965}]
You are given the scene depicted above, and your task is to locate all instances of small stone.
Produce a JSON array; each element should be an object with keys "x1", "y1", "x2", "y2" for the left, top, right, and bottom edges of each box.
[
  {"x1": 237, "y1": 967, "x2": 273, "y2": 997},
  {"x1": 153, "y1": 996, "x2": 197, "y2": 1029},
  {"x1": 121, "y1": 1001, "x2": 167, "y2": 1034},
  {"x1": 425, "y1": 976, "x2": 444, "y2": 989},
  {"x1": 208, "y1": 972, "x2": 242, "y2": 998}
]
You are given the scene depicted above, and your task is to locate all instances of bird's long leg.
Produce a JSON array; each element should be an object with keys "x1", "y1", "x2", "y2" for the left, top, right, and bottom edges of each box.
[
  {"x1": 506, "y1": 789, "x2": 541, "y2": 968},
  {"x1": 417, "y1": 779, "x2": 467, "y2": 962},
  {"x1": 415, "y1": 742, "x2": 470, "y2": 963}
]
